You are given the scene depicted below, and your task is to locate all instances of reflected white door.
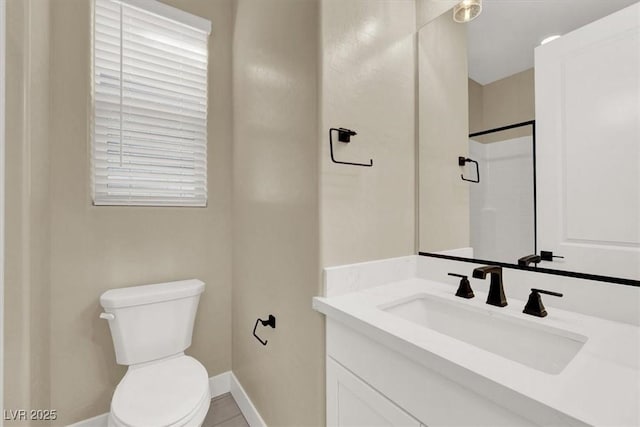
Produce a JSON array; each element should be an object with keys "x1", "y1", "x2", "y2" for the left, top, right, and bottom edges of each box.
[{"x1": 535, "y1": 2, "x2": 640, "y2": 280}]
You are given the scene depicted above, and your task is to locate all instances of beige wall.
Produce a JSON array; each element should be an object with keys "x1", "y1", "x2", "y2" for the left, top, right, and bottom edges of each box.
[
  {"x1": 469, "y1": 68, "x2": 535, "y2": 141},
  {"x1": 418, "y1": 11, "x2": 470, "y2": 253},
  {"x1": 6, "y1": 0, "x2": 234, "y2": 424},
  {"x1": 416, "y1": 0, "x2": 458, "y2": 29},
  {"x1": 4, "y1": 0, "x2": 52, "y2": 421},
  {"x1": 321, "y1": 0, "x2": 416, "y2": 267},
  {"x1": 231, "y1": 0, "x2": 323, "y2": 425},
  {"x1": 481, "y1": 68, "x2": 535, "y2": 130},
  {"x1": 468, "y1": 78, "x2": 484, "y2": 134},
  {"x1": 6, "y1": 0, "x2": 419, "y2": 425},
  {"x1": 231, "y1": 1, "x2": 416, "y2": 424}
]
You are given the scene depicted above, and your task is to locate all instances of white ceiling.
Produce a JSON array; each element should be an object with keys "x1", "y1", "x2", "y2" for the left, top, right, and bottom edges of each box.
[{"x1": 468, "y1": 0, "x2": 639, "y2": 85}]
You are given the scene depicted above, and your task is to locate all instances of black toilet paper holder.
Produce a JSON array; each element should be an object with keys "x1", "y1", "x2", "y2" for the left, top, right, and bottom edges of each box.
[{"x1": 253, "y1": 314, "x2": 276, "y2": 346}]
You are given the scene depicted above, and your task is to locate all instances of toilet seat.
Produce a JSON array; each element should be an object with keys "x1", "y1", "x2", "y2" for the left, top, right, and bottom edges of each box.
[{"x1": 109, "y1": 355, "x2": 210, "y2": 427}]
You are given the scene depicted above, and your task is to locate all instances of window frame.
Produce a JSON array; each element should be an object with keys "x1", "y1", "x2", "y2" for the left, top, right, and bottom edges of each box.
[{"x1": 91, "y1": 0, "x2": 212, "y2": 207}]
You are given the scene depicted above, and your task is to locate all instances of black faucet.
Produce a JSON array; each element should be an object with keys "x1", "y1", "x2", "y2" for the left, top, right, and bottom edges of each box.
[
  {"x1": 518, "y1": 254, "x2": 541, "y2": 267},
  {"x1": 472, "y1": 265, "x2": 507, "y2": 307}
]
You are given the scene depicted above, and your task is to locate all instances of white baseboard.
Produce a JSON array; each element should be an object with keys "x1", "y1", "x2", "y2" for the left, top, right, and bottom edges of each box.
[
  {"x1": 66, "y1": 413, "x2": 109, "y2": 427},
  {"x1": 66, "y1": 371, "x2": 265, "y2": 427},
  {"x1": 230, "y1": 372, "x2": 267, "y2": 427},
  {"x1": 209, "y1": 370, "x2": 232, "y2": 398}
]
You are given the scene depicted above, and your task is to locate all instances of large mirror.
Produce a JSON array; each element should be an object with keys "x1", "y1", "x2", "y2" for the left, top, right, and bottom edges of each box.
[{"x1": 418, "y1": 0, "x2": 639, "y2": 282}]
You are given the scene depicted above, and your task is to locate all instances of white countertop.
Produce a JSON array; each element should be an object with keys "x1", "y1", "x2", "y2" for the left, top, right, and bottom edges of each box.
[{"x1": 313, "y1": 278, "x2": 640, "y2": 426}]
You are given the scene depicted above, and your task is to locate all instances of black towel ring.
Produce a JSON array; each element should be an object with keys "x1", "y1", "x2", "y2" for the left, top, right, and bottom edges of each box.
[
  {"x1": 329, "y1": 128, "x2": 373, "y2": 167},
  {"x1": 459, "y1": 156, "x2": 480, "y2": 183}
]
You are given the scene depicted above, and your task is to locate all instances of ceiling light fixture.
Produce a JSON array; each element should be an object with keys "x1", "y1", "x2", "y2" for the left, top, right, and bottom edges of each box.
[
  {"x1": 453, "y1": 0, "x2": 482, "y2": 23},
  {"x1": 540, "y1": 35, "x2": 561, "y2": 46}
]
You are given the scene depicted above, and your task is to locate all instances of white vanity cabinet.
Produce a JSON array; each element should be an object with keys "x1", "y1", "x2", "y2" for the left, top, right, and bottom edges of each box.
[
  {"x1": 327, "y1": 358, "x2": 422, "y2": 427},
  {"x1": 317, "y1": 258, "x2": 640, "y2": 427},
  {"x1": 324, "y1": 317, "x2": 588, "y2": 427}
]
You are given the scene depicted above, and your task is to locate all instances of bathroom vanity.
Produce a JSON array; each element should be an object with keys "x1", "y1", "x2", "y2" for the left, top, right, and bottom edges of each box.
[
  {"x1": 313, "y1": 2, "x2": 640, "y2": 425},
  {"x1": 313, "y1": 256, "x2": 640, "y2": 427}
]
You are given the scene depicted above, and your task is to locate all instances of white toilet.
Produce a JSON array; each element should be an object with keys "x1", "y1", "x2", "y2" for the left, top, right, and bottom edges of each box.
[{"x1": 100, "y1": 279, "x2": 210, "y2": 427}]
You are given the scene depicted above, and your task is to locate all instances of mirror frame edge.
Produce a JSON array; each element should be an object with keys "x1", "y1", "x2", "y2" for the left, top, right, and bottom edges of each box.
[{"x1": 418, "y1": 252, "x2": 640, "y2": 287}]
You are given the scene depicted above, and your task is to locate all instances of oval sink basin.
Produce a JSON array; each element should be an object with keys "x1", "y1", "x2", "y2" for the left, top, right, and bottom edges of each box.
[{"x1": 380, "y1": 294, "x2": 587, "y2": 374}]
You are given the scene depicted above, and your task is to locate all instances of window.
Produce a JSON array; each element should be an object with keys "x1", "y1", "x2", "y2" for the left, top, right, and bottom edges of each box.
[{"x1": 92, "y1": 0, "x2": 211, "y2": 206}]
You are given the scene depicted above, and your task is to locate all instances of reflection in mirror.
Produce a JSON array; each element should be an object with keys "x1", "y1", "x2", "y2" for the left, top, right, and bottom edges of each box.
[
  {"x1": 468, "y1": 122, "x2": 535, "y2": 263},
  {"x1": 418, "y1": 0, "x2": 640, "y2": 282}
]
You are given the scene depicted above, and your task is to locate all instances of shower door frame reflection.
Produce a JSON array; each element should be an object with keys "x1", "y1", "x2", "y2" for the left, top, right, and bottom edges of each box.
[{"x1": 467, "y1": 120, "x2": 537, "y2": 262}]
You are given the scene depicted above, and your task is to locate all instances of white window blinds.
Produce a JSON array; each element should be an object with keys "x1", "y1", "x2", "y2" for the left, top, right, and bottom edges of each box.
[{"x1": 92, "y1": 0, "x2": 211, "y2": 206}]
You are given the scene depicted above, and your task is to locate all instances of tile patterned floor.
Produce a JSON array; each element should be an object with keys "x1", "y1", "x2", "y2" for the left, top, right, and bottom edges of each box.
[{"x1": 202, "y1": 393, "x2": 250, "y2": 427}]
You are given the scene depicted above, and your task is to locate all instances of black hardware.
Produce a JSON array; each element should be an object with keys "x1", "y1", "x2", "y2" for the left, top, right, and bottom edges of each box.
[
  {"x1": 448, "y1": 273, "x2": 474, "y2": 299},
  {"x1": 540, "y1": 251, "x2": 565, "y2": 262},
  {"x1": 523, "y1": 288, "x2": 563, "y2": 317},
  {"x1": 469, "y1": 120, "x2": 536, "y2": 138},
  {"x1": 472, "y1": 265, "x2": 507, "y2": 307},
  {"x1": 338, "y1": 128, "x2": 356, "y2": 142},
  {"x1": 329, "y1": 128, "x2": 373, "y2": 167},
  {"x1": 252, "y1": 314, "x2": 276, "y2": 346},
  {"x1": 518, "y1": 254, "x2": 541, "y2": 267},
  {"x1": 458, "y1": 156, "x2": 480, "y2": 183}
]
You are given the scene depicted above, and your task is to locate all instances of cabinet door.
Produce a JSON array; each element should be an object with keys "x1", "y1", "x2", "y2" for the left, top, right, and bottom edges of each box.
[
  {"x1": 327, "y1": 358, "x2": 422, "y2": 427},
  {"x1": 535, "y1": 2, "x2": 640, "y2": 280}
]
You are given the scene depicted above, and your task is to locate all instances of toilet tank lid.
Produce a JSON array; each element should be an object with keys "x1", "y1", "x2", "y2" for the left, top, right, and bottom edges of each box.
[{"x1": 100, "y1": 279, "x2": 205, "y2": 309}]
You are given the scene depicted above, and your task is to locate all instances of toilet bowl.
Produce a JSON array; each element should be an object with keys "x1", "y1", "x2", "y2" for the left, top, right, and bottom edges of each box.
[
  {"x1": 108, "y1": 355, "x2": 210, "y2": 427},
  {"x1": 100, "y1": 280, "x2": 210, "y2": 427}
]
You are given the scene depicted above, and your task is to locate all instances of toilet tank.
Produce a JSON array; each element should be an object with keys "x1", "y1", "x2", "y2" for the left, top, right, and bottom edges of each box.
[{"x1": 100, "y1": 279, "x2": 205, "y2": 365}]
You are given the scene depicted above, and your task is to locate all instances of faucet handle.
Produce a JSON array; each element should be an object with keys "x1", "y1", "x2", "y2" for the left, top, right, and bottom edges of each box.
[
  {"x1": 523, "y1": 288, "x2": 563, "y2": 317},
  {"x1": 518, "y1": 254, "x2": 541, "y2": 267},
  {"x1": 540, "y1": 251, "x2": 565, "y2": 262},
  {"x1": 448, "y1": 273, "x2": 474, "y2": 299}
]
